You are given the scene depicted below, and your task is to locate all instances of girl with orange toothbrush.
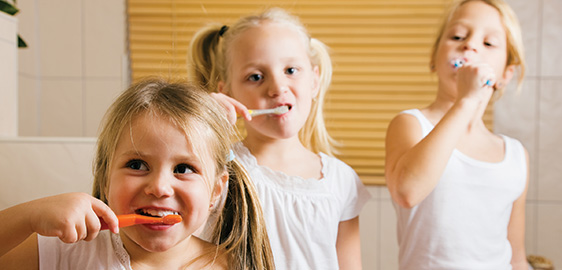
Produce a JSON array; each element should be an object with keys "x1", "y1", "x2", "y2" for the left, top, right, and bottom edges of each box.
[{"x1": 0, "y1": 78, "x2": 273, "y2": 270}]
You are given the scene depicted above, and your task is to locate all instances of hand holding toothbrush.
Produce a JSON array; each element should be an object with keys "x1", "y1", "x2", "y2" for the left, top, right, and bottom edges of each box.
[
  {"x1": 211, "y1": 92, "x2": 252, "y2": 124},
  {"x1": 0, "y1": 192, "x2": 119, "y2": 258},
  {"x1": 210, "y1": 92, "x2": 290, "y2": 124},
  {"x1": 26, "y1": 193, "x2": 119, "y2": 243},
  {"x1": 451, "y1": 58, "x2": 496, "y2": 122}
]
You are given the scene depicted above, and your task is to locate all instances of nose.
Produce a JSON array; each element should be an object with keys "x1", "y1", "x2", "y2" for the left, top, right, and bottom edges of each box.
[
  {"x1": 267, "y1": 74, "x2": 289, "y2": 97},
  {"x1": 461, "y1": 37, "x2": 478, "y2": 53},
  {"x1": 144, "y1": 170, "x2": 174, "y2": 198}
]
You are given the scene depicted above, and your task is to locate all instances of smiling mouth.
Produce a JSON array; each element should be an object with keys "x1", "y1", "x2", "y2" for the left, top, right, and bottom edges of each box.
[{"x1": 135, "y1": 208, "x2": 180, "y2": 218}]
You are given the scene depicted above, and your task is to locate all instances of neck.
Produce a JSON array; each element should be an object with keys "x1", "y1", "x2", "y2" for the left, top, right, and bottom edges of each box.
[
  {"x1": 243, "y1": 134, "x2": 310, "y2": 160},
  {"x1": 122, "y1": 234, "x2": 220, "y2": 270}
]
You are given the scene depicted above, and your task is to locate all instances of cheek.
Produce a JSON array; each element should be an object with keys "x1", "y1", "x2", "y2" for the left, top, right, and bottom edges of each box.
[{"x1": 106, "y1": 175, "x2": 133, "y2": 212}]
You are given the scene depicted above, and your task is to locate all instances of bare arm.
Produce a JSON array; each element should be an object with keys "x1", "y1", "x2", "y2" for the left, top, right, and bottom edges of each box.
[
  {"x1": 0, "y1": 234, "x2": 39, "y2": 270},
  {"x1": 0, "y1": 193, "x2": 119, "y2": 258},
  {"x1": 385, "y1": 63, "x2": 495, "y2": 208},
  {"x1": 385, "y1": 100, "x2": 479, "y2": 208},
  {"x1": 508, "y1": 149, "x2": 530, "y2": 270},
  {"x1": 336, "y1": 216, "x2": 362, "y2": 270}
]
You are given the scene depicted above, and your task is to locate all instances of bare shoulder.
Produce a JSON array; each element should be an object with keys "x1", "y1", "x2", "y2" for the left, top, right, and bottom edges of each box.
[
  {"x1": 0, "y1": 233, "x2": 39, "y2": 270},
  {"x1": 386, "y1": 112, "x2": 424, "y2": 147}
]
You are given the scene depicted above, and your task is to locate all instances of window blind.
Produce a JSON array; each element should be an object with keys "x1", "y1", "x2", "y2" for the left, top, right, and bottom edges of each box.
[{"x1": 127, "y1": 0, "x2": 494, "y2": 185}]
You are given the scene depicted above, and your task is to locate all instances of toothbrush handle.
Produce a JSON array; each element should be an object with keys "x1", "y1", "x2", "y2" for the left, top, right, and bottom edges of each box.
[{"x1": 100, "y1": 214, "x2": 162, "y2": 230}]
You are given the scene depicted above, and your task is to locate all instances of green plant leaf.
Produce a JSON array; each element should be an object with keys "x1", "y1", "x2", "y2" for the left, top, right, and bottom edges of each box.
[
  {"x1": 17, "y1": 34, "x2": 27, "y2": 48},
  {"x1": 0, "y1": 1, "x2": 19, "y2": 16}
]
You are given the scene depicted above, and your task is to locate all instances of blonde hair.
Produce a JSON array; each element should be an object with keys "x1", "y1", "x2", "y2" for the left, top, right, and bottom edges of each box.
[
  {"x1": 430, "y1": 0, "x2": 526, "y2": 97},
  {"x1": 188, "y1": 7, "x2": 337, "y2": 155},
  {"x1": 92, "y1": 78, "x2": 274, "y2": 269}
]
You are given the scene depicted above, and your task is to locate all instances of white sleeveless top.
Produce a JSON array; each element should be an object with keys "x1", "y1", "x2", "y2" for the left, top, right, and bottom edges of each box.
[{"x1": 394, "y1": 109, "x2": 527, "y2": 270}]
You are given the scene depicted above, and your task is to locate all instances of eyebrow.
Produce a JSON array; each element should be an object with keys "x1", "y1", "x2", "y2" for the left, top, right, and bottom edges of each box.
[{"x1": 448, "y1": 21, "x2": 504, "y2": 36}]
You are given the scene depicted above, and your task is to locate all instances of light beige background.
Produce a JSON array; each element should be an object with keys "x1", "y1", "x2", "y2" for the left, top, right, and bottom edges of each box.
[{"x1": 0, "y1": 0, "x2": 560, "y2": 268}]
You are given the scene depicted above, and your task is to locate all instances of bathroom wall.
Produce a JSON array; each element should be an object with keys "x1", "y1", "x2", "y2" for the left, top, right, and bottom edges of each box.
[
  {"x1": 16, "y1": 0, "x2": 127, "y2": 137},
  {"x1": 1, "y1": 0, "x2": 560, "y2": 269}
]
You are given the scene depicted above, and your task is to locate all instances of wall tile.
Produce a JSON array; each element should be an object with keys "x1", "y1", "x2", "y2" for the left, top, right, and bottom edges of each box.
[
  {"x1": 16, "y1": 0, "x2": 39, "y2": 77},
  {"x1": 0, "y1": 13, "x2": 18, "y2": 137},
  {"x1": 0, "y1": 139, "x2": 96, "y2": 209},
  {"x1": 494, "y1": 79, "x2": 538, "y2": 200},
  {"x1": 83, "y1": 0, "x2": 126, "y2": 78},
  {"x1": 380, "y1": 199, "x2": 399, "y2": 270},
  {"x1": 537, "y1": 79, "x2": 562, "y2": 201},
  {"x1": 507, "y1": 0, "x2": 540, "y2": 78},
  {"x1": 380, "y1": 185, "x2": 391, "y2": 200},
  {"x1": 525, "y1": 201, "x2": 537, "y2": 254},
  {"x1": 37, "y1": 0, "x2": 82, "y2": 77},
  {"x1": 541, "y1": 0, "x2": 562, "y2": 77},
  {"x1": 84, "y1": 79, "x2": 123, "y2": 136},
  {"x1": 360, "y1": 195, "x2": 379, "y2": 270},
  {"x1": 39, "y1": 79, "x2": 83, "y2": 136},
  {"x1": 18, "y1": 75, "x2": 40, "y2": 136},
  {"x1": 536, "y1": 202, "x2": 562, "y2": 268}
]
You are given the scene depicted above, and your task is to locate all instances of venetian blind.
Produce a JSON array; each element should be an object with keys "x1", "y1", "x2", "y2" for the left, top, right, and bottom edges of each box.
[{"x1": 127, "y1": 0, "x2": 494, "y2": 185}]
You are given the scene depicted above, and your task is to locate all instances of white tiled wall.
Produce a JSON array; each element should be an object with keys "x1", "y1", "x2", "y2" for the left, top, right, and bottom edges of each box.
[
  {"x1": 16, "y1": 0, "x2": 126, "y2": 137},
  {"x1": 495, "y1": 0, "x2": 562, "y2": 267},
  {"x1": 0, "y1": 12, "x2": 18, "y2": 136},
  {"x1": 0, "y1": 138, "x2": 95, "y2": 209}
]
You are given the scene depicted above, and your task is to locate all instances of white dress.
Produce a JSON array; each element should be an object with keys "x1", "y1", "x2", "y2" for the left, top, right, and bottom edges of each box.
[
  {"x1": 394, "y1": 109, "x2": 527, "y2": 270},
  {"x1": 38, "y1": 231, "x2": 132, "y2": 270},
  {"x1": 233, "y1": 143, "x2": 371, "y2": 270}
]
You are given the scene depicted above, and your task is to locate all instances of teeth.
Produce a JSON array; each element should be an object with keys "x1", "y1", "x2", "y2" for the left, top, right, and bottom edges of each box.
[{"x1": 138, "y1": 209, "x2": 179, "y2": 217}]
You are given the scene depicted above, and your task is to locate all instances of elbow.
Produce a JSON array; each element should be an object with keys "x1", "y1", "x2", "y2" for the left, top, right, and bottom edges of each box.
[
  {"x1": 392, "y1": 191, "x2": 419, "y2": 209},
  {"x1": 386, "y1": 175, "x2": 422, "y2": 209}
]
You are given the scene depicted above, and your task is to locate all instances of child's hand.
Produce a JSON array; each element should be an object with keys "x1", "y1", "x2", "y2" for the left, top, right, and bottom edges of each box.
[
  {"x1": 28, "y1": 192, "x2": 119, "y2": 243},
  {"x1": 210, "y1": 92, "x2": 251, "y2": 124},
  {"x1": 456, "y1": 62, "x2": 496, "y2": 103}
]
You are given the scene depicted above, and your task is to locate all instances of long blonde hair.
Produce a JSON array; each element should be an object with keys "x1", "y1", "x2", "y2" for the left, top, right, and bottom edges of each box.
[
  {"x1": 430, "y1": 0, "x2": 526, "y2": 97},
  {"x1": 92, "y1": 78, "x2": 274, "y2": 269},
  {"x1": 188, "y1": 7, "x2": 337, "y2": 155}
]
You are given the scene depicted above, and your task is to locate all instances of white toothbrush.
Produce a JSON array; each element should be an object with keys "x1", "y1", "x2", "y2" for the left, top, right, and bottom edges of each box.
[{"x1": 247, "y1": 105, "x2": 289, "y2": 117}]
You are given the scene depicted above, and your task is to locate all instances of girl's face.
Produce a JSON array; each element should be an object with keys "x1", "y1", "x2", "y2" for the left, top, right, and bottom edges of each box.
[
  {"x1": 107, "y1": 112, "x2": 226, "y2": 253},
  {"x1": 222, "y1": 22, "x2": 320, "y2": 140},
  {"x1": 434, "y1": 1, "x2": 513, "y2": 92}
]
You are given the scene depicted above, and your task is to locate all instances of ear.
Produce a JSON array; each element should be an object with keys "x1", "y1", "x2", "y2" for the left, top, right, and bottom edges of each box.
[
  {"x1": 311, "y1": 65, "x2": 321, "y2": 98},
  {"x1": 217, "y1": 81, "x2": 229, "y2": 96},
  {"x1": 210, "y1": 170, "x2": 229, "y2": 206},
  {"x1": 501, "y1": 64, "x2": 516, "y2": 86}
]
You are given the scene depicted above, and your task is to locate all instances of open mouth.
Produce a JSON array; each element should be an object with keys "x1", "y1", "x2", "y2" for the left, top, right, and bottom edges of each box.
[{"x1": 135, "y1": 208, "x2": 179, "y2": 218}]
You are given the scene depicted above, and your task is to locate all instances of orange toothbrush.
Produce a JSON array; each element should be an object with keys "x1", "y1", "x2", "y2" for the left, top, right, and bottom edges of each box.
[{"x1": 100, "y1": 214, "x2": 182, "y2": 230}]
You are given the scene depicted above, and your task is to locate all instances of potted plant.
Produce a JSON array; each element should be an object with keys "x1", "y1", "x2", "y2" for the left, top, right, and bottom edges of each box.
[{"x1": 0, "y1": 0, "x2": 26, "y2": 48}]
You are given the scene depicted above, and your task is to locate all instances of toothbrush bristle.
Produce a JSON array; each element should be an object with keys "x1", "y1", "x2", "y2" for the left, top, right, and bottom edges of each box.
[
  {"x1": 451, "y1": 59, "x2": 465, "y2": 68},
  {"x1": 274, "y1": 105, "x2": 289, "y2": 114},
  {"x1": 162, "y1": 214, "x2": 182, "y2": 225}
]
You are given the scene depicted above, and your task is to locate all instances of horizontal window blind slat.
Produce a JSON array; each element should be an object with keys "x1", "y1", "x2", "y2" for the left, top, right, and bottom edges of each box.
[{"x1": 128, "y1": 0, "x2": 495, "y2": 186}]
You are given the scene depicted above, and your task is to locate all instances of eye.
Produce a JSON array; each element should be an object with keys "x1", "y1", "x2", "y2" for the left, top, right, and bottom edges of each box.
[
  {"x1": 174, "y1": 164, "x2": 195, "y2": 174},
  {"x1": 451, "y1": 35, "x2": 464, "y2": 41},
  {"x1": 484, "y1": 41, "x2": 494, "y2": 47},
  {"x1": 248, "y1": 74, "x2": 263, "y2": 82},
  {"x1": 286, "y1": 67, "x2": 298, "y2": 75},
  {"x1": 126, "y1": 159, "x2": 148, "y2": 171}
]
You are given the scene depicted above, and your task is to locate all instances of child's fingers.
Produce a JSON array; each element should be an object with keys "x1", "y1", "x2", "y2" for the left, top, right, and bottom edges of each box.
[
  {"x1": 83, "y1": 210, "x2": 101, "y2": 241},
  {"x1": 210, "y1": 92, "x2": 251, "y2": 123},
  {"x1": 91, "y1": 198, "x2": 119, "y2": 234}
]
